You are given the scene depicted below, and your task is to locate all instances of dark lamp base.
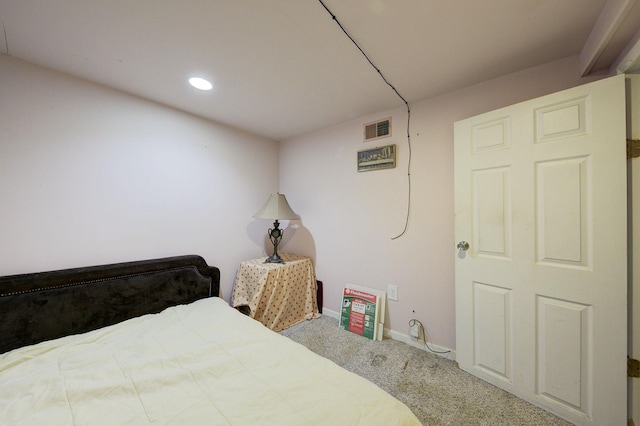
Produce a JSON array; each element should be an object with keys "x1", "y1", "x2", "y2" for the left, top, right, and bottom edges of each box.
[
  {"x1": 265, "y1": 219, "x2": 286, "y2": 264},
  {"x1": 264, "y1": 254, "x2": 285, "y2": 264}
]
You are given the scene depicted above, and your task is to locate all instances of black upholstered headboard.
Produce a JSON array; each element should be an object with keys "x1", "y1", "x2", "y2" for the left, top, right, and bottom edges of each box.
[{"x1": 0, "y1": 255, "x2": 220, "y2": 354}]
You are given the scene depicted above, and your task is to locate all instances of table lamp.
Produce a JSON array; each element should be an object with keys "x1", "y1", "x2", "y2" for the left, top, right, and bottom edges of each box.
[{"x1": 253, "y1": 193, "x2": 300, "y2": 263}]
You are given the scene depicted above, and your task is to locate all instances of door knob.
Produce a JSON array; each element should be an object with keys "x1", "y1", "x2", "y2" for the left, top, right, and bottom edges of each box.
[{"x1": 457, "y1": 241, "x2": 469, "y2": 251}]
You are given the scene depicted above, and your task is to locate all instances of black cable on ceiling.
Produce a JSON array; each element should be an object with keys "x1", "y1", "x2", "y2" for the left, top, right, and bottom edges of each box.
[{"x1": 318, "y1": 0, "x2": 412, "y2": 240}]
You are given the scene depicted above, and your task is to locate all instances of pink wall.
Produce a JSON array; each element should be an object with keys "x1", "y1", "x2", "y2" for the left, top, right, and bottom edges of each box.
[
  {"x1": 0, "y1": 55, "x2": 279, "y2": 300},
  {"x1": 279, "y1": 55, "x2": 607, "y2": 350},
  {"x1": 0, "y1": 52, "x2": 610, "y2": 351}
]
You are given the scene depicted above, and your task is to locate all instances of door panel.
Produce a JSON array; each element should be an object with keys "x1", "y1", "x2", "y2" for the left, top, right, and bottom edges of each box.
[
  {"x1": 455, "y1": 75, "x2": 627, "y2": 425},
  {"x1": 536, "y1": 296, "x2": 592, "y2": 413},
  {"x1": 473, "y1": 282, "x2": 511, "y2": 380},
  {"x1": 536, "y1": 156, "x2": 590, "y2": 268},
  {"x1": 473, "y1": 167, "x2": 511, "y2": 257}
]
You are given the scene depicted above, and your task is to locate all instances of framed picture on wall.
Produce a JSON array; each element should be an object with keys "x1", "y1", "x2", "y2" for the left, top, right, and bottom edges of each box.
[{"x1": 357, "y1": 144, "x2": 396, "y2": 172}]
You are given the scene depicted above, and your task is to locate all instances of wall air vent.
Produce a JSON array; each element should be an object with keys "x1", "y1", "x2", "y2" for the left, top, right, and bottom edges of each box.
[{"x1": 364, "y1": 117, "x2": 391, "y2": 142}]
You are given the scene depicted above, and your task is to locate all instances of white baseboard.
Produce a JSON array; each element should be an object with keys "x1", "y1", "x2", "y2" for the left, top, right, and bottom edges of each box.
[
  {"x1": 321, "y1": 308, "x2": 456, "y2": 360},
  {"x1": 322, "y1": 307, "x2": 341, "y2": 320},
  {"x1": 386, "y1": 329, "x2": 456, "y2": 360}
]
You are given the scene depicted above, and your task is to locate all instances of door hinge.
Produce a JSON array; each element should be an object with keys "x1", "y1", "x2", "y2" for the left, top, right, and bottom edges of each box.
[
  {"x1": 629, "y1": 357, "x2": 640, "y2": 378},
  {"x1": 628, "y1": 139, "x2": 640, "y2": 159}
]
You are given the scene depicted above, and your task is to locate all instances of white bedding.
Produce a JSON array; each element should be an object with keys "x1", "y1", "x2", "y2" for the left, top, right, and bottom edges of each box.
[{"x1": 0, "y1": 297, "x2": 420, "y2": 425}]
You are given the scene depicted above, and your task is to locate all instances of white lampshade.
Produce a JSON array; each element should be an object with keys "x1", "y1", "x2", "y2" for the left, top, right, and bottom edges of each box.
[{"x1": 253, "y1": 193, "x2": 299, "y2": 220}]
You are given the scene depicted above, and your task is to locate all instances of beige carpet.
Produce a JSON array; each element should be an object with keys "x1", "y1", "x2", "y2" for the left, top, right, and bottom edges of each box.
[{"x1": 280, "y1": 315, "x2": 573, "y2": 426}]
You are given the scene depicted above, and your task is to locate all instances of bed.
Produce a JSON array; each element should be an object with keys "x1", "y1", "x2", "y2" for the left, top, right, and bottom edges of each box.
[{"x1": 0, "y1": 255, "x2": 420, "y2": 425}]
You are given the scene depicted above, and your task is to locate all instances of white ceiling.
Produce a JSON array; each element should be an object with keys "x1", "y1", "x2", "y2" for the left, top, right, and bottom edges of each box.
[{"x1": 2, "y1": 0, "x2": 640, "y2": 141}]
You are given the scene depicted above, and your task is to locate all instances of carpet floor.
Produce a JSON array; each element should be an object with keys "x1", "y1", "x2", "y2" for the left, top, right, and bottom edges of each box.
[{"x1": 280, "y1": 315, "x2": 573, "y2": 426}]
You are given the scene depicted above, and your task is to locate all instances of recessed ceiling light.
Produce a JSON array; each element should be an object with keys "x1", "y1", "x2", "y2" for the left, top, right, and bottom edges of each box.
[{"x1": 189, "y1": 77, "x2": 213, "y2": 91}]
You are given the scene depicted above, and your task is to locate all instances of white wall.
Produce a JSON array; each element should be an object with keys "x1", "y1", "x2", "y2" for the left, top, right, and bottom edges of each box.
[
  {"x1": 279, "y1": 55, "x2": 606, "y2": 349},
  {"x1": 0, "y1": 55, "x2": 279, "y2": 300}
]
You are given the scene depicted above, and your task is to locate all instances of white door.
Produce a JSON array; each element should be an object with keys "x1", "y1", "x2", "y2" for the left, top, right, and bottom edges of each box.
[
  {"x1": 454, "y1": 75, "x2": 627, "y2": 425},
  {"x1": 628, "y1": 74, "x2": 640, "y2": 426}
]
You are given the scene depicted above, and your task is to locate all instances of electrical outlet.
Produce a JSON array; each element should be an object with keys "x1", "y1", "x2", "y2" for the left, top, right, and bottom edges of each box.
[
  {"x1": 409, "y1": 324, "x2": 419, "y2": 339},
  {"x1": 387, "y1": 284, "x2": 398, "y2": 301}
]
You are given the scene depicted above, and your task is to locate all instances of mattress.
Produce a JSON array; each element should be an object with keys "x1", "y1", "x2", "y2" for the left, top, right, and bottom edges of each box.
[{"x1": 0, "y1": 297, "x2": 420, "y2": 425}]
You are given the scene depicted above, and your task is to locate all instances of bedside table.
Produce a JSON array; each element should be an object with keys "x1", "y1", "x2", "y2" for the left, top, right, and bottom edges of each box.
[{"x1": 231, "y1": 253, "x2": 319, "y2": 331}]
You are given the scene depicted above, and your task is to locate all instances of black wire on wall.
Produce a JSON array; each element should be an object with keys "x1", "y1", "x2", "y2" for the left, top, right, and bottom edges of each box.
[{"x1": 318, "y1": 0, "x2": 412, "y2": 240}]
